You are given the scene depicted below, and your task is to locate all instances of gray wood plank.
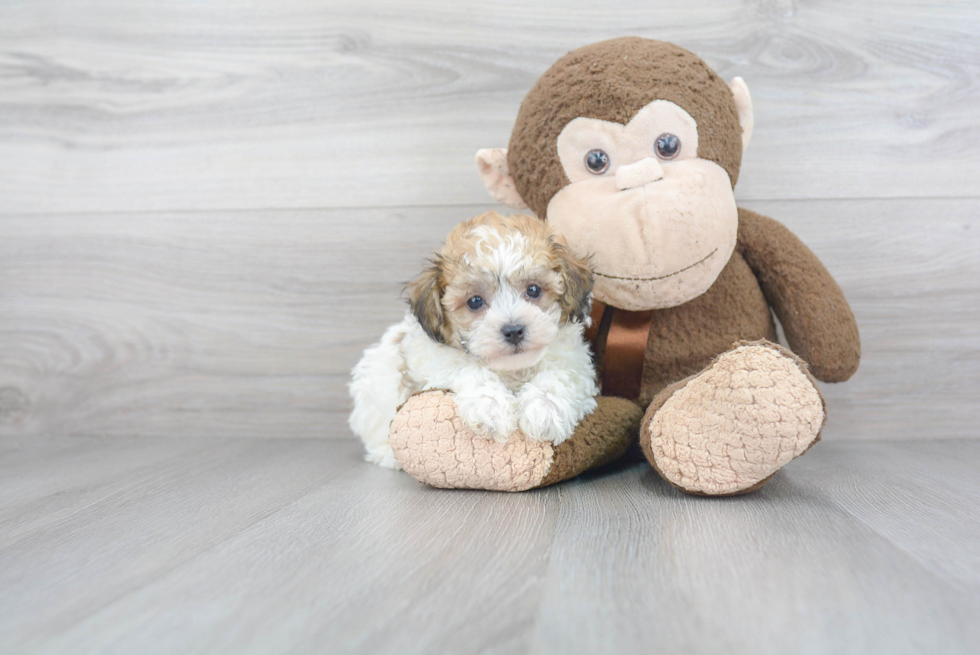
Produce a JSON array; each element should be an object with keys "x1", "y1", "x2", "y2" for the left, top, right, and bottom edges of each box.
[
  {"x1": 0, "y1": 436, "x2": 214, "y2": 519},
  {"x1": 530, "y1": 443, "x2": 980, "y2": 655},
  {"x1": 2, "y1": 198, "x2": 977, "y2": 441},
  {"x1": 1, "y1": 438, "x2": 977, "y2": 654},
  {"x1": 0, "y1": 0, "x2": 978, "y2": 213},
  {"x1": 789, "y1": 440, "x2": 980, "y2": 590},
  {"x1": 1, "y1": 438, "x2": 560, "y2": 655},
  {"x1": 0, "y1": 207, "x2": 455, "y2": 439},
  {"x1": 0, "y1": 437, "x2": 350, "y2": 649}
]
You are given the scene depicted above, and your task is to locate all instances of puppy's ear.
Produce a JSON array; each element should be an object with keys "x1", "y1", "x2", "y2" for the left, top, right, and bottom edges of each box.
[
  {"x1": 406, "y1": 258, "x2": 448, "y2": 343},
  {"x1": 551, "y1": 240, "x2": 594, "y2": 324}
]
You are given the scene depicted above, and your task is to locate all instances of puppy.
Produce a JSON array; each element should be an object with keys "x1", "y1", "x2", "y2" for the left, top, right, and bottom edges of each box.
[{"x1": 349, "y1": 211, "x2": 598, "y2": 469}]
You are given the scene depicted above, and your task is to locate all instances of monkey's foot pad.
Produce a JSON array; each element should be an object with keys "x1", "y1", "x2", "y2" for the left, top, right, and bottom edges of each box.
[
  {"x1": 641, "y1": 341, "x2": 826, "y2": 496},
  {"x1": 390, "y1": 391, "x2": 554, "y2": 492},
  {"x1": 390, "y1": 391, "x2": 641, "y2": 492}
]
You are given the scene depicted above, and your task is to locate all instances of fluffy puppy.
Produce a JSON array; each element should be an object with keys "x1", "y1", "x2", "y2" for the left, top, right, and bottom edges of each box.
[{"x1": 349, "y1": 211, "x2": 598, "y2": 469}]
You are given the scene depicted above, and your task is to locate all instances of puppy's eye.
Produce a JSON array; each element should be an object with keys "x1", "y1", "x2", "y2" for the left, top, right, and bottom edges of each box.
[
  {"x1": 466, "y1": 296, "x2": 484, "y2": 310},
  {"x1": 655, "y1": 133, "x2": 680, "y2": 160},
  {"x1": 526, "y1": 284, "x2": 542, "y2": 299},
  {"x1": 584, "y1": 149, "x2": 610, "y2": 174}
]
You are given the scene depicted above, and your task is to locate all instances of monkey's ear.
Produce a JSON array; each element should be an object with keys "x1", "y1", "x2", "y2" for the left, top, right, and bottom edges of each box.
[
  {"x1": 406, "y1": 260, "x2": 448, "y2": 343},
  {"x1": 475, "y1": 148, "x2": 529, "y2": 210},
  {"x1": 552, "y1": 240, "x2": 594, "y2": 324},
  {"x1": 730, "y1": 77, "x2": 754, "y2": 153}
]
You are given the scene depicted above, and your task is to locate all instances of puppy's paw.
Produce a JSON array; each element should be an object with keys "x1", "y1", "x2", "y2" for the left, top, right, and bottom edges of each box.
[
  {"x1": 455, "y1": 388, "x2": 517, "y2": 441},
  {"x1": 518, "y1": 388, "x2": 572, "y2": 444}
]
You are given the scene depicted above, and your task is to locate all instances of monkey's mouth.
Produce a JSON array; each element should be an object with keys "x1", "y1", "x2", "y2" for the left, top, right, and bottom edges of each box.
[{"x1": 593, "y1": 248, "x2": 717, "y2": 282}]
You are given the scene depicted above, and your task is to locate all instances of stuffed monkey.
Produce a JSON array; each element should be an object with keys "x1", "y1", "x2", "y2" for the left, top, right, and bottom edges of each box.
[{"x1": 389, "y1": 37, "x2": 860, "y2": 495}]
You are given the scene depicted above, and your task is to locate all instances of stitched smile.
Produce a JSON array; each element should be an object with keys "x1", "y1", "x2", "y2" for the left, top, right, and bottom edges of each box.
[{"x1": 594, "y1": 248, "x2": 718, "y2": 282}]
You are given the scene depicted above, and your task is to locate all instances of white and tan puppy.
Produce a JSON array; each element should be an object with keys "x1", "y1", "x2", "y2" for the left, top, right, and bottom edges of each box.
[{"x1": 349, "y1": 212, "x2": 599, "y2": 469}]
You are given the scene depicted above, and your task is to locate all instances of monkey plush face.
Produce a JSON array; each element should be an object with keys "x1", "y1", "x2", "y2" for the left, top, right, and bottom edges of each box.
[
  {"x1": 477, "y1": 37, "x2": 754, "y2": 312},
  {"x1": 547, "y1": 98, "x2": 739, "y2": 310}
]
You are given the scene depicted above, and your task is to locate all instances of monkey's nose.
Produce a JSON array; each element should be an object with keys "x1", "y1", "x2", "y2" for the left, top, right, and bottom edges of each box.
[
  {"x1": 616, "y1": 157, "x2": 664, "y2": 190},
  {"x1": 501, "y1": 324, "x2": 526, "y2": 346}
]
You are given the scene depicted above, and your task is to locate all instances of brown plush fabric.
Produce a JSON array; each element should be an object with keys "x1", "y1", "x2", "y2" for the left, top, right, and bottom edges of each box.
[
  {"x1": 590, "y1": 252, "x2": 777, "y2": 407},
  {"x1": 508, "y1": 37, "x2": 744, "y2": 218},
  {"x1": 736, "y1": 208, "x2": 861, "y2": 382},
  {"x1": 587, "y1": 209, "x2": 861, "y2": 402},
  {"x1": 389, "y1": 209, "x2": 857, "y2": 493},
  {"x1": 390, "y1": 38, "x2": 860, "y2": 496},
  {"x1": 538, "y1": 396, "x2": 643, "y2": 487}
]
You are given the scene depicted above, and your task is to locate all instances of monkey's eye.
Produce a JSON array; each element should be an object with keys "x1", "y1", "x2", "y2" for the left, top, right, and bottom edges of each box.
[
  {"x1": 526, "y1": 284, "x2": 542, "y2": 299},
  {"x1": 584, "y1": 149, "x2": 610, "y2": 174},
  {"x1": 655, "y1": 133, "x2": 680, "y2": 160},
  {"x1": 466, "y1": 296, "x2": 485, "y2": 311}
]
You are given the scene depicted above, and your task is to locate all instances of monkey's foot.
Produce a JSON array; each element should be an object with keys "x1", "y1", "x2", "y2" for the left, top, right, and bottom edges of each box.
[
  {"x1": 640, "y1": 340, "x2": 826, "y2": 496},
  {"x1": 390, "y1": 390, "x2": 640, "y2": 492}
]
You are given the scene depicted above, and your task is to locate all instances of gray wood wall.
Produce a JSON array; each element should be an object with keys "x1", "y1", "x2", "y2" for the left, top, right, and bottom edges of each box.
[{"x1": 1, "y1": 0, "x2": 978, "y2": 441}]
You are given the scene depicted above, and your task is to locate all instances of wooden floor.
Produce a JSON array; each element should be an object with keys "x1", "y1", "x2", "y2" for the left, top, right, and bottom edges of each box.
[{"x1": 1, "y1": 437, "x2": 978, "y2": 654}]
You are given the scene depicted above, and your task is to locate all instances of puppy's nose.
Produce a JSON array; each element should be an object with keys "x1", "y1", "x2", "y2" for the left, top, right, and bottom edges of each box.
[{"x1": 502, "y1": 324, "x2": 526, "y2": 346}]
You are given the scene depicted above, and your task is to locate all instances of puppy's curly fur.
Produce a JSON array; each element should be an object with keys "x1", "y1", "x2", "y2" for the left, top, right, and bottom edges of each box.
[{"x1": 349, "y1": 212, "x2": 599, "y2": 469}]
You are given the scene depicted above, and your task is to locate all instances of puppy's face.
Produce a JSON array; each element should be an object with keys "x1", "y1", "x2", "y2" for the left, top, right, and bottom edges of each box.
[{"x1": 407, "y1": 212, "x2": 593, "y2": 370}]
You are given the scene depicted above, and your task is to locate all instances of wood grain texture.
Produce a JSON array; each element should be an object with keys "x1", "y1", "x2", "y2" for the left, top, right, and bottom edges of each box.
[
  {"x1": 1, "y1": 198, "x2": 977, "y2": 441},
  {"x1": 0, "y1": 436, "x2": 344, "y2": 647},
  {"x1": 0, "y1": 437, "x2": 977, "y2": 654},
  {"x1": 0, "y1": 0, "x2": 978, "y2": 213},
  {"x1": 532, "y1": 441, "x2": 980, "y2": 655},
  {"x1": 0, "y1": 207, "x2": 456, "y2": 439}
]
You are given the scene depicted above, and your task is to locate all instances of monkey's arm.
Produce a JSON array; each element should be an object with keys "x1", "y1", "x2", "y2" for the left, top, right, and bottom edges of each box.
[{"x1": 736, "y1": 207, "x2": 860, "y2": 382}]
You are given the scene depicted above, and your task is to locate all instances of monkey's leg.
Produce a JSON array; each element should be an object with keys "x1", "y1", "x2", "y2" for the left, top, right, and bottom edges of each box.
[
  {"x1": 640, "y1": 340, "x2": 826, "y2": 496},
  {"x1": 389, "y1": 390, "x2": 641, "y2": 491}
]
